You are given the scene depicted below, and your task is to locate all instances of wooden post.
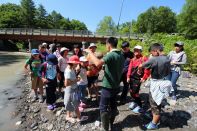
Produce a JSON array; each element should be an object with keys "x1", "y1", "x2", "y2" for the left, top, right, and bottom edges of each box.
[{"x1": 28, "y1": 39, "x2": 31, "y2": 52}]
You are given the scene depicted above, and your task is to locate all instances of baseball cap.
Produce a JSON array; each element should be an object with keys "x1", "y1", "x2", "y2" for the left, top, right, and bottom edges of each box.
[
  {"x1": 79, "y1": 56, "x2": 88, "y2": 62},
  {"x1": 60, "y1": 47, "x2": 69, "y2": 53},
  {"x1": 134, "y1": 45, "x2": 143, "y2": 50},
  {"x1": 89, "y1": 43, "x2": 97, "y2": 48},
  {"x1": 67, "y1": 55, "x2": 80, "y2": 64},
  {"x1": 121, "y1": 41, "x2": 130, "y2": 48},
  {"x1": 31, "y1": 49, "x2": 39, "y2": 55},
  {"x1": 174, "y1": 41, "x2": 184, "y2": 46},
  {"x1": 42, "y1": 43, "x2": 47, "y2": 46},
  {"x1": 47, "y1": 54, "x2": 58, "y2": 65}
]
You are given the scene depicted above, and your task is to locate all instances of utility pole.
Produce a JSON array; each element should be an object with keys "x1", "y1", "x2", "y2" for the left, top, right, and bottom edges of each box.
[{"x1": 117, "y1": 0, "x2": 125, "y2": 31}]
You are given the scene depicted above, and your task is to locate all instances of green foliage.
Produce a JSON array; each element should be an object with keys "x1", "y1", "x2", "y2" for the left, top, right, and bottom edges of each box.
[
  {"x1": 96, "y1": 16, "x2": 117, "y2": 35},
  {"x1": 16, "y1": 41, "x2": 25, "y2": 50},
  {"x1": 95, "y1": 34, "x2": 197, "y2": 73},
  {"x1": 0, "y1": 3, "x2": 23, "y2": 28},
  {"x1": 135, "y1": 6, "x2": 177, "y2": 34},
  {"x1": 95, "y1": 42, "x2": 107, "y2": 53},
  {"x1": 70, "y1": 19, "x2": 87, "y2": 30},
  {"x1": 20, "y1": 0, "x2": 36, "y2": 27},
  {"x1": 177, "y1": 0, "x2": 197, "y2": 39},
  {"x1": 0, "y1": 2, "x2": 87, "y2": 30},
  {"x1": 35, "y1": 4, "x2": 48, "y2": 28}
]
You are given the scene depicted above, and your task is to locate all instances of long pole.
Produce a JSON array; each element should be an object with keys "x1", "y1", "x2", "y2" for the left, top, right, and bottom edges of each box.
[{"x1": 117, "y1": 0, "x2": 125, "y2": 31}]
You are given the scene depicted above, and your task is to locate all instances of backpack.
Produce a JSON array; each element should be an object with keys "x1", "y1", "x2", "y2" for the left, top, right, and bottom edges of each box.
[{"x1": 28, "y1": 55, "x2": 44, "y2": 71}]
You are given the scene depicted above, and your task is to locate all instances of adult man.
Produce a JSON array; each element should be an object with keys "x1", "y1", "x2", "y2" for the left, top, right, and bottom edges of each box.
[
  {"x1": 85, "y1": 37, "x2": 125, "y2": 131},
  {"x1": 120, "y1": 41, "x2": 134, "y2": 104}
]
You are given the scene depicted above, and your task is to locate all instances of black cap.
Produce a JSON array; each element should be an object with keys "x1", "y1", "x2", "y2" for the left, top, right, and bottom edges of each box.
[
  {"x1": 73, "y1": 44, "x2": 80, "y2": 48},
  {"x1": 56, "y1": 44, "x2": 61, "y2": 47},
  {"x1": 121, "y1": 41, "x2": 130, "y2": 48}
]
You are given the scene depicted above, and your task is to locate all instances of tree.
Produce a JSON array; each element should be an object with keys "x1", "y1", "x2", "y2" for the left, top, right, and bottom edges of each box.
[
  {"x1": 20, "y1": 0, "x2": 36, "y2": 27},
  {"x1": 0, "y1": 3, "x2": 23, "y2": 28},
  {"x1": 135, "y1": 6, "x2": 176, "y2": 34},
  {"x1": 177, "y1": 0, "x2": 197, "y2": 39},
  {"x1": 118, "y1": 22, "x2": 131, "y2": 35},
  {"x1": 96, "y1": 16, "x2": 117, "y2": 35},
  {"x1": 48, "y1": 10, "x2": 63, "y2": 28},
  {"x1": 70, "y1": 19, "x2": 87, "y2": 30},
  {"x1": 35, "y1": 4, "x2": 48, "y2": 28}
]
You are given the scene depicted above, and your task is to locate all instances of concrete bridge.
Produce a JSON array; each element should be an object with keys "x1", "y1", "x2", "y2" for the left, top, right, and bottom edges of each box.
[{"x1": 0, "y1": 28, "x2": 144, "y2": 43}]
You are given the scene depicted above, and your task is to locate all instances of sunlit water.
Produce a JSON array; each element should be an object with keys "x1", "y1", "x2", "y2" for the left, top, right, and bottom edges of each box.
[{"x1": 0, "y1": 51, "x2": 29, "y2": 131}]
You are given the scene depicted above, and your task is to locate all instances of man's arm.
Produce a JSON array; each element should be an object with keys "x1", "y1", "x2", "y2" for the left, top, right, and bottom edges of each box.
[{"x1": 86, "y1": 50, "x2": 104, "y2": 68}]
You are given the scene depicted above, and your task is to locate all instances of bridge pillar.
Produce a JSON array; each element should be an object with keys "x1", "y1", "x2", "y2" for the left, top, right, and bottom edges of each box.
[{"x1": 82, "y1": 41, "x2": 86, "y2": 49}]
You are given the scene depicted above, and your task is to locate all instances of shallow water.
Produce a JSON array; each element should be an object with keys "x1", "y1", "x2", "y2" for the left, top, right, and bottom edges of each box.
[{"x1": 0, "y1": 51, "x2": 29, "y2": 131}]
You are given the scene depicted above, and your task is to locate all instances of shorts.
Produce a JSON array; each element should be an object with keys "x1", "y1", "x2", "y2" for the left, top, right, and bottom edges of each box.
[
  {"x1": 31, "y1": 76, "x2": 43, "y2": 90},
  {"x1": 87, "y1": 75, "x2": 98, "y2": 87},
  {"x1": 64, "y1": 87, "x2": 80, "y2": 111},
  {"x1": 149, "y1": 92, "x2": 161, "y2": 115}
]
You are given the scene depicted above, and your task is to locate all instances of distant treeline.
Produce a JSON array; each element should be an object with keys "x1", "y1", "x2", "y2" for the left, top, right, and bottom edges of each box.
[{"x1": 0, "y1": 0, "x2": 87, "y2": 30}]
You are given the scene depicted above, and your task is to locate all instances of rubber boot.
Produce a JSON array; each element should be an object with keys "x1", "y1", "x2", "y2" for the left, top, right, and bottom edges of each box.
[{"x1": 101, "y1": 112, "x2": 109, "y2": 131}]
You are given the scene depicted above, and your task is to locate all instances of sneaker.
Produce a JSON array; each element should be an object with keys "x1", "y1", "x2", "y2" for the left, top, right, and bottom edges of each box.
[
  {"x1": 132, "y1": 106, "x2": 141, "y2": 114},
  {"x1": 144, "y1": 122, "x2": 158, "y2": 130},
  {"x1": 39, "y1": 96, "x2": 44, "y2": 103},
  {"x1": 52, "y1": 103, "x2": 57, "y2": 108},
  {"x1": 47, "y1": 105, "x2": 54, "y2": 110},
  {"x1": 66, "y1": 117, "x2": 76, "y2": 124},
  {"x1": 172, "y1": 95, "x2": 177, "y2": 101},
  {"x1": 77, "y1": 116, "x2": 88, "y2": 122},
  {"x1": 32, "y1": 95, "x2": 38, "y2": 102},
  {"x1": 129, "y1": 102, "x2": 137, "y2": 110}
]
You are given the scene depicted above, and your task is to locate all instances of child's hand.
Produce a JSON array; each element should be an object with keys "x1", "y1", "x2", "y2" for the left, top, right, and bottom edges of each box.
[
  {"x1": 42, "y1": 78, "x2": 48, "y2": 83},
  {"x1": 127, "y1": 78, "x2": 130, "y2": 83},
  {"x1": 140, "y1": 78, "x2": 145, "y2": 83}
]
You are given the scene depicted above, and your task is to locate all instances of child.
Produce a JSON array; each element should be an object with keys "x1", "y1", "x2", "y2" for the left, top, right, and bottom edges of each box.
[
  {"x1": 76, "y1": 56, "x2": 89, "y2": 112},
  {"x1": 138, "y1": 43, "x2": 173, "y2": 130},
  {"x1": 64, "y1": 55, "x2": 88, "y2": 123},
  {"x1": 39, "y1": 54, "x2": 60, "y2": 110},
  {"x1": 58, "y1": 47, "x2": 69, "y2": 97},
  {"x1": 24, "y1": 49, "x2": 44, "y2": 103},
  {"x1": 127, "y1": 45, "x2": 150, "y2": 113}
]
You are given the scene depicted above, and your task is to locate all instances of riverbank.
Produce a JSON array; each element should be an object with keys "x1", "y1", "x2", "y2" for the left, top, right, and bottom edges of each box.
[
  {"x1": 13, "y1": 70, "x2": 197, "y2": 131},
  {"x1": 0, "y1": 51, "x2": 29, "y2": 131}
]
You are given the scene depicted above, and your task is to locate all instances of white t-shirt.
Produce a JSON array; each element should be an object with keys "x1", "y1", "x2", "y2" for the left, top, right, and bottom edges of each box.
[
  {"x1": 64, "y1": 67, "x2": 77, "y2": 89},
  {"x1": 77, "y1": 67, "x2": 88, "y2": 85},
  {"x1": 58, "y1": 56, "x2": 69, "y2": 72}
]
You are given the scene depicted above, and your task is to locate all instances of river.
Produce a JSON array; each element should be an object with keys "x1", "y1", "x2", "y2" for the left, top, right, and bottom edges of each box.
[{"x1": 0, "y1": 51, "x2": 29, "y2": 131}]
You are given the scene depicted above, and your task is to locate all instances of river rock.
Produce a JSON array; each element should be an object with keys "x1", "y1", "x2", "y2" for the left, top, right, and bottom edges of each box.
[
  {"x1": 30, "y1": 122, "x2": 38, "y2": 129},
  {"x1": 8, "y1": 96, "x2": 16, "y2": 100},
  {"x1": 15, "y1": 121, "x2": 22, "y2": 126},
  {"x1": 56, "y1": 110, "x2": 62, "y2": 116},
  {"x1": 189, "y1": 96, "x2": 196, "y2": 101},
  {"x1": 33, "y1": 108, "x2": 40, "y2": 113},
  {"x1": 47, "y1": 124, "x2": 53, "y2": 130}
]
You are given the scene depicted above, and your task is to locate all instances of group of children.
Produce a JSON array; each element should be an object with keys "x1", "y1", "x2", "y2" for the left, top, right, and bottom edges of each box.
[
  {"x1": 24, "y1": 40, "x2": 186, "y2": 129},
  {"x1": 24, "y1": 42, "x2": 101, "y2": 123}
]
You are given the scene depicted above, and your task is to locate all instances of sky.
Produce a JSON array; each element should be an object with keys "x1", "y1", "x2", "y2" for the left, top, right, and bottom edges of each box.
[{"x1": 0, "y1": 0, "x2": 186, "y2": 31}]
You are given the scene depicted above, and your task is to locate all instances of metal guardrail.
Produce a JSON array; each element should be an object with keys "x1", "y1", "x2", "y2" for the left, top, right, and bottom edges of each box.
[{"x1": 0, "y1": 28, "x2": 144, "y2": 39}]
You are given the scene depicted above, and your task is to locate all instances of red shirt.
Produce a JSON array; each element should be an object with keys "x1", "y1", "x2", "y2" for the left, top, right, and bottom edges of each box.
[{"x1": 127, "y1": 55, "x2": 150, "y2": 80}]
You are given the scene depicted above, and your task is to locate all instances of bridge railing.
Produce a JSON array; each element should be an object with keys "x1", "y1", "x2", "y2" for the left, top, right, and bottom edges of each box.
[{"x1": 0, "y1": 28, "x2": 144, "y2": 39}]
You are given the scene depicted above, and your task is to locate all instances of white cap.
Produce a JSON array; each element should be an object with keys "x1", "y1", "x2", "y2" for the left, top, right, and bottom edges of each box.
[
  {"x1": 42, "y1": 42, "x2": 47, "y2": 46},
  {"x1": 79, "y1": 56, "x2": 88, "y2": 62},
  {"x1": 134, "y1": 45, "x2": 142, "y2": 50},
  {"x1": 89, "y1": 43, "x2": 97, "y2": 48},
  {"x1": 60, "y1": 47, "x2": 69, "y2": 53}
]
